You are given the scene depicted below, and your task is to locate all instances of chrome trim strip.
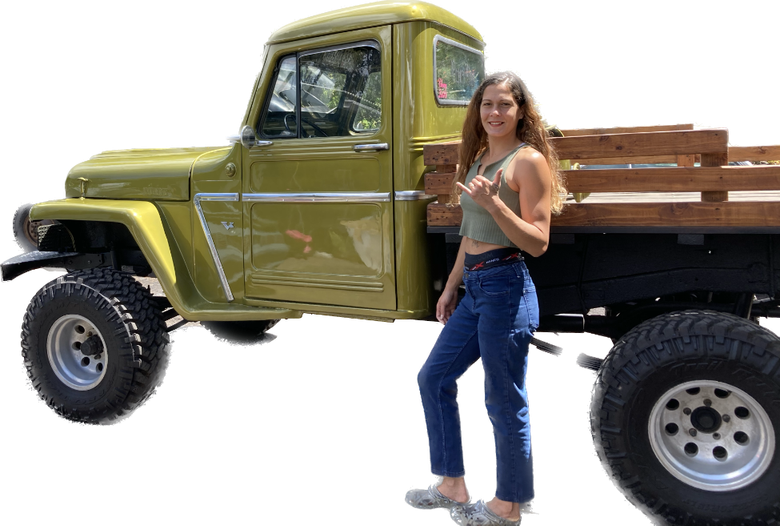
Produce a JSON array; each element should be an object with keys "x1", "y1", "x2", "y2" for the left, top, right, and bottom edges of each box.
[
  {"x1": 395, "y1": 191, "x2": 437, "y2": 201},
  {"x1": 193, "y1": 193, "x2": 239, "y2": 302},
  {"x1": 243, "y1": 193, "x2": 391, "y2": 203},
  {"x1": 354, "y1": 143, "x2": 389, "y2": 152}
]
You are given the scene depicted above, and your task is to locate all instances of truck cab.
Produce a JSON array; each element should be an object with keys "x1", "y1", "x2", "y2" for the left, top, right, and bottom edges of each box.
[{"x1": 11, "y1": 2, "x2": 484, "y2": 323}]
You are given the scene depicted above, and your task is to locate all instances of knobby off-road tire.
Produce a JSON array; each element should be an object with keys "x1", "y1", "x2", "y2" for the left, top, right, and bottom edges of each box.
[
  {"x1": 591, "y1": 310, "x2": 780, "y2": 525},
  {"x1": 21, "y1": 268, "x2": 170, "y2": 424}
]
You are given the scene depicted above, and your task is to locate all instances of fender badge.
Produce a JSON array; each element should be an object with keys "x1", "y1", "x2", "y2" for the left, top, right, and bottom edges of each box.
[{"x1": 221, "y1": 222, "x2": 235, "y2": 231}]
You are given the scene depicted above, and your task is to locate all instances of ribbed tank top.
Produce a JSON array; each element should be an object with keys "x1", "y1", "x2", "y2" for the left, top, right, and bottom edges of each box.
[{"x1": 459, "y1": 143, "x2": 527, "y2": 248}]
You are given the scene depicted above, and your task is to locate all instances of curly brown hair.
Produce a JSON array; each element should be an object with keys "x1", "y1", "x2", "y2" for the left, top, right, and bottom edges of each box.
[{"x1": 452, "y1": 72, "x2": 565, "y2": 214}]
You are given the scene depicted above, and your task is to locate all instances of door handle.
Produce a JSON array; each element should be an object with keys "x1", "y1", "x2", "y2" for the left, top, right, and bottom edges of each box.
[{"x1": 354, "y1": 143, "x2": 389, "y2": 152}]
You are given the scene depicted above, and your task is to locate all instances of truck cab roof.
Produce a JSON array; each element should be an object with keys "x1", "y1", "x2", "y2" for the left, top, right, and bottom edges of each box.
[{"x1": 267, "y1": 0, "x2": 483, "y2": 44}]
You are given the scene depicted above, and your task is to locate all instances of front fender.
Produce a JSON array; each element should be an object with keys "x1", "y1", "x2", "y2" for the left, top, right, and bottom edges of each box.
[
  {"x1": 31, "y1": 198, "x2": 198, "y2": 314},
  {"x1": 29, "y1": 199, "x2": 299, "y2": 322}
]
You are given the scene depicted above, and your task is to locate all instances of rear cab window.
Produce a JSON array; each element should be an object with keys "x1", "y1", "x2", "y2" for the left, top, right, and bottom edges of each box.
[{"x1": 433, "y1": 35, "x2": 484, "y2": 106}]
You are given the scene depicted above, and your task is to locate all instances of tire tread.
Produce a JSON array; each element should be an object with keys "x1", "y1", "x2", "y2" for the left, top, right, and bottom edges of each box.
[
  {"x1": 591, "y1": 310, "x2": 780, "y2": 525},
  {"x1": 21, "y1": 268, "x2": 170, "y2": 424}
]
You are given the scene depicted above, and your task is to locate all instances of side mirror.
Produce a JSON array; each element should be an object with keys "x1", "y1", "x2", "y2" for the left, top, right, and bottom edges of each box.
[{"x1": 241, "y1": 125, "x2": 257, "y2": 149}]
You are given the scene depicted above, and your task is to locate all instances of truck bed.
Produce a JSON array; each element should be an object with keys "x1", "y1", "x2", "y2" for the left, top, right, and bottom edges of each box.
[{"x1": 423, "y1": 124, "x2": 780, "y2": 336}]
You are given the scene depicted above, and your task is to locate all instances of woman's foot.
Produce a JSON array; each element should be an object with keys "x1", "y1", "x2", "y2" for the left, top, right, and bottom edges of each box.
[
  {"x1": 405, "y1": 484, "x2": 469, "y2": 509},
  {"x1": 486, "y1": 498, "x2": 521, "y2": 521},
  {"x1": 438, "y1": 477, "x2": 470, "y2": 504}
]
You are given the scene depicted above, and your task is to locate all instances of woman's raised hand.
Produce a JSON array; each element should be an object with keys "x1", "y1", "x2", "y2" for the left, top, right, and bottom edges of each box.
[{"x1": 456, "y1": 169, "x2": 502, "y2": 210}]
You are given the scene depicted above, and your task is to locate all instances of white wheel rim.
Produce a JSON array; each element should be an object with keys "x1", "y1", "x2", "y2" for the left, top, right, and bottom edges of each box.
[
  {"x1": 649, "y1": 380, "x2": 775, "y2": 491},
  {"x1": 46, "y1": 314, "x2": 108, "y2": 391}
]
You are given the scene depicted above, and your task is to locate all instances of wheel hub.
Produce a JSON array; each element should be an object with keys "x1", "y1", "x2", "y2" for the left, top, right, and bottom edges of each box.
[
  {"x1": 47, "y1": 315, "x2": 108, "y2": 391},
  {"x1": 649, "y1": 380, "x2": 775, "y2": 491},
  {"x1": 79, "y1": 335, "x2": 104, "y2": 356},
  {"x1": 690, "y1": 406, "x2": 722, "y2": 434}
]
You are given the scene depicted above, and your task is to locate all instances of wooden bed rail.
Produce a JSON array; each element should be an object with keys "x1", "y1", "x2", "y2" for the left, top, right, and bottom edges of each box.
[{"x1": 424, "y1": 126, "x2": 780, "y2": 229}]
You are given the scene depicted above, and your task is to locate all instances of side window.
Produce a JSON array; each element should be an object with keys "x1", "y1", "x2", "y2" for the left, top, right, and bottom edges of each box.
[
  {"x1": 433, "y1": 36, "x2": 484, "y2": 105},
  {"x1": 259, "y1": 43, "x2": 381, "y2": 139},
  {"x1": 260, "y1": 56, "x2": 297, "y2": 138}
]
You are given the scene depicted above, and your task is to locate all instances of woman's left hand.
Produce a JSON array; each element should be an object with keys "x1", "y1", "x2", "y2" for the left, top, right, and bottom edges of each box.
[{"x1": 456, "y1": 169, "x2": 503, "y2": 210}]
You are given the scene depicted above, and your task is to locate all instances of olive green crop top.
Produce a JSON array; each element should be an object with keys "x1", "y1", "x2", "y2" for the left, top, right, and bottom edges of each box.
[{"x1": 458, "y1": 143, "x2": 527, "y2": 247}]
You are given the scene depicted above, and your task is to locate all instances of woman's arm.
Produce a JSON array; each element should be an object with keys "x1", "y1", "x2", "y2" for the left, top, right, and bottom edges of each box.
[{"x1": 436, "y1": 237, "x2": 467, "y2": 324}]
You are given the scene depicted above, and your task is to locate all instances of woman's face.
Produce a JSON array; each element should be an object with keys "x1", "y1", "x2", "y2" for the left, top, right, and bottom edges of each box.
[{"x1": 480, "y1": 82, "x2": 524, "y2": 139}]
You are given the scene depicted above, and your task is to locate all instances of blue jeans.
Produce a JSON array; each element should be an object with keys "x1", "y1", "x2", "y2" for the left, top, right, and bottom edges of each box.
[{"x1": 417, "y1": 261, "x2": 539, "y2": 503}]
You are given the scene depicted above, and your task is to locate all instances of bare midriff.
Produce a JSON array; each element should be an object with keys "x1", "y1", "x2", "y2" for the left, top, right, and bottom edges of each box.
[{"x1": 462, "y1": 236, "x2": 509, "y2": 255}]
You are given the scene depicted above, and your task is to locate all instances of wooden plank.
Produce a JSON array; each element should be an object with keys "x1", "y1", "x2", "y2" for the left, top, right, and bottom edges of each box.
[
  {"x1": 427, "y1": 139, "x2": 780, "y2": 165},
  {"x1": 550, "y1": 129, "x2": 728, "y2": 160},
  {"x1": 423, "y1": 142, "x2": 460, "y2": 166},
  {"x1": 577, "y1": 154, "x2": 700, "y2": 165},
  {"x1": 563, "y1": 166, "x2": 780, "y2": 193},
  {"x1": 425, "y1": 172, "x2": 457, "y2": 195},
  {"x1": 730, "y1": 146, "x2": 780, "y2": 162},
  {"x1": 428, "y1": 200, "x2": 780, "y2": 228},
  {"x1": 560, "y1": 124, "x2": 694, "y2": 137},
  {"x1": 701, "y1": 152, "x2": 729, "y2": 202},
  {"x1": 563, "y1": 192, "x2": 780, "y2": 204},
  {"x1": 551, "y1": 202, "x2": 780, "y2": 228},
  {"x1": 428, "y1": 202, "x2": 462, "y2": 226}
]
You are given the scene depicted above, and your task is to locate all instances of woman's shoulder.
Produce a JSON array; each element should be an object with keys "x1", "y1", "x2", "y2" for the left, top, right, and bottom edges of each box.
[{"x1": 505, "y1": 145, "x2": 550, "y2": 189}]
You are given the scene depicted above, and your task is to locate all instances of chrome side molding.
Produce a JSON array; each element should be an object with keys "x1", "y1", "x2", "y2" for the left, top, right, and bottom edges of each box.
[
  {"x1": 243, "y1": 193, "x2": 391, "y2": 203},
  {"x1": 193, "y1": 193, "x2": 240, "y2": 302}
]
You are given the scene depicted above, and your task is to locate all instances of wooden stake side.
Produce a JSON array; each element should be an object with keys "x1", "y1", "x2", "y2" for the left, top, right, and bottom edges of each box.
[{"x1": 422, "y1": 127, "x2": 780, "y2": 230}]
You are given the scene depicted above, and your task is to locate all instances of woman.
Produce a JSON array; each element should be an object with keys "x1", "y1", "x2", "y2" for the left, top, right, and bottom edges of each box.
[{"x1": 405, "y1": 72, "x2": 565, "y2": 526}]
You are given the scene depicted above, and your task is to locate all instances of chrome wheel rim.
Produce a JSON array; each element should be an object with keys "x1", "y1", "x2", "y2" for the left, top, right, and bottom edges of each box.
[
  {"x1": 649, "y1": 380, "x2": 775, "y2": 491},
  {"x1": 47, "y1": 315, "x2": 108, "y2": 391}
]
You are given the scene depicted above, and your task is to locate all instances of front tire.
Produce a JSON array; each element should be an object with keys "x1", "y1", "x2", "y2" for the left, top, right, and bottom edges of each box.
[
  {"x1": 21, "y1": 269, "x2": 170, "y2": 424},
  {"x1": 591, "y1": 310, "x2": 780, "y2": 525}
]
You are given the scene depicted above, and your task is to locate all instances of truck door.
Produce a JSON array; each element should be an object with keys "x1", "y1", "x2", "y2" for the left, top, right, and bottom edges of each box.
[{"x1": 241, "y1": 28, "x2": 395, "y2": 311}]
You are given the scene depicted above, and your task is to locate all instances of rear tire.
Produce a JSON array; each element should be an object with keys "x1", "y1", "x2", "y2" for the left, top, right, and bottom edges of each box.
[
  {"x1": 591, "y1": 310, "x2": 780, "y2": 525},
  {"x1": 21, "y1": 268, "x2": 170, "y2": 424}
]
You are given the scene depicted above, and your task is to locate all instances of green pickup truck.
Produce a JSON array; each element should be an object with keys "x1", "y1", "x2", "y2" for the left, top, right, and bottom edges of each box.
[{"x1": 5, "y1": 2, "x2": 780, "y2": 525}]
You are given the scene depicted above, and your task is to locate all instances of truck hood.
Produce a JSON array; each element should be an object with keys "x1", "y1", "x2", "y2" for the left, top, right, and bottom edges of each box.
[{"x1": 65, "y1": 146, "x2": 223, "y2": 201}]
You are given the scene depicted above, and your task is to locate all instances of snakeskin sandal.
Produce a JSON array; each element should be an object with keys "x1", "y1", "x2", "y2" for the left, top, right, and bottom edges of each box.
[
  {"x1": 450, "y1": 499, "x2": 539, "y2": 526},
  {"x1": 404, "y1": 484, "x2": 472, "y2": 510}
]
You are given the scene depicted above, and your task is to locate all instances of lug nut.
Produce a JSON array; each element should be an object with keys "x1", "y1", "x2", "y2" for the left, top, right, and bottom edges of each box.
[
  {"x1": 683, "y1": 408, "x2": 692, "y2": 415},
  {"x1": 713, "y1": 433, "x2": 721, "y2": 440},
  {"x1": 689, "y1": 429, "x2": 698, "y2": 437},
  {"x1": 723, "y1": 415, "x2": 731, "y2": 423},
  {"x1": 704, "y1": 399, "x2": 712, "y2": 407}
]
